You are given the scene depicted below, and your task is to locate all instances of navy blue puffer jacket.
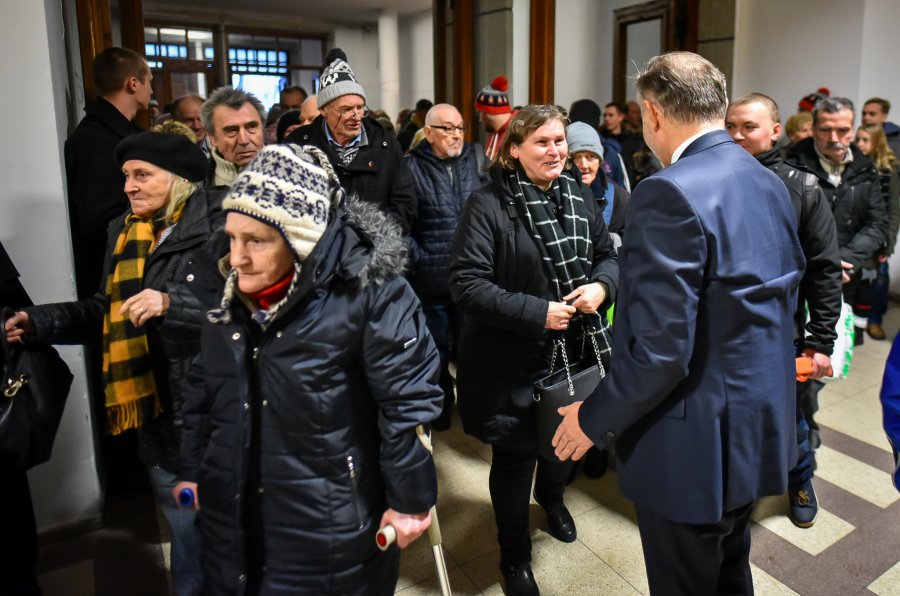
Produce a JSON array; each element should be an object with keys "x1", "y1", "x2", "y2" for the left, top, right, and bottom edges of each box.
[
  {"x1": 179, "y1": 199, "x2": 442, "y2": 595},
  {"x1": 405, "y1": 141, "x2": 488, "y2": 297}
]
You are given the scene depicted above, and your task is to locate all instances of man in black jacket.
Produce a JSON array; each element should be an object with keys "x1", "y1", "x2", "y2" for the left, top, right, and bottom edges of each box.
[
  {"x1": 286, "y1": 48, "x2": 416, "y2": 234},
  {"x1": 406, "y1": 103, "x2": 487, "y2": 430},
  {"x1": 727, "y1": 93, "x2": 843, "y2": 528},
  {"x1": 65, "y1": 47, "x2": 150, "y2": 299}
]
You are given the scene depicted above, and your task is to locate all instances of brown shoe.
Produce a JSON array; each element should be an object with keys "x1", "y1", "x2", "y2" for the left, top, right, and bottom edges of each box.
[{"x1": 867, "y1": 323, "x2": 886, "y2": 340}]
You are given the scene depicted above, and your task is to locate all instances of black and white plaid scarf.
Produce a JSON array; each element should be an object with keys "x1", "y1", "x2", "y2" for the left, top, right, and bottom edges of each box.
[{"x1": 510, "y1": 168, "x2": 592, "y2": 299}]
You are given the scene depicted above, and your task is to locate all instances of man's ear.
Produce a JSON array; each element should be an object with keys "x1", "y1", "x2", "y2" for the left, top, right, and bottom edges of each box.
[{"x1": 643, "y1": 100, "x2": 662, "y2": 132}]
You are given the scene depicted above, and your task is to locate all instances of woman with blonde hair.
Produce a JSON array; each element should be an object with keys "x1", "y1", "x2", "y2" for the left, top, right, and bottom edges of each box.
[
  {"x1": 856, "y1": 123, "x2": 900, "y2": 339},
  {"x1": 5, "y1": 131, "x2": 225, "y2": 595}
]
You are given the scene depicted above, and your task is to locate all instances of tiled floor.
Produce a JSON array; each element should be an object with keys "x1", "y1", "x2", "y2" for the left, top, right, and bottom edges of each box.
[{"x1": 36, "y1": 311, "x2": 900, "y2": 595}]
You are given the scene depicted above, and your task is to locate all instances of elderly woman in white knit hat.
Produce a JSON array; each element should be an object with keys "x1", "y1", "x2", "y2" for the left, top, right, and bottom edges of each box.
[
  {"x1": 567, "y1": 121, "x2": 630, "y2": 249},
  {"x1": 5, "y1": 131, "x2": 225, "y2": 596},
  {"x1": 173, "y1": 144, "x2": 443, "y2": 595}
]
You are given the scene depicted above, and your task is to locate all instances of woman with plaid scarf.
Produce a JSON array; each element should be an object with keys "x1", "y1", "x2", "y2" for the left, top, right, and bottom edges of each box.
[
  {"x1": 450, "y1": 104, "x2": 619, "y2": 596},
  {"x1": 5, "y1": 131, "x2": 226, "y2": 596}
]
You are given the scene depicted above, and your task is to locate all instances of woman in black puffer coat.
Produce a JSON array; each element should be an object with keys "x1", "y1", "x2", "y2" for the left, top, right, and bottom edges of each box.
[
  {"x1": 175, "y1": 144, "x2": 442, "y2": 595},
  {"x1": 5, "y1": 132, "x2": 225, "y2": 596}
]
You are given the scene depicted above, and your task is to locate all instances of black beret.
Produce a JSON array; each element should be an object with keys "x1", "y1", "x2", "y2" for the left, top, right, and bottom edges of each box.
[
  {"x1": 115, "y1": 131, "x2": 208, "y2": 182},
  {"x1": 276, "y1": 109, "x2": 302, "y2": 143}
]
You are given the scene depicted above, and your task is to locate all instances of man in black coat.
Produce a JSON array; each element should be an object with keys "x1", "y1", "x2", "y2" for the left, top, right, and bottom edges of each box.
[
  {"x1": 406, "y1": 103, "x2": 487, "y2": 430},
  {"x1": 286, "y1": 48, "x2": 416, "y2": 234},
  {"x1": 65, "y1": 47, "x2": 150, "y2": 299},
  {"x1": 727, "y1": 93, "x2": 843, "y2": 529}
]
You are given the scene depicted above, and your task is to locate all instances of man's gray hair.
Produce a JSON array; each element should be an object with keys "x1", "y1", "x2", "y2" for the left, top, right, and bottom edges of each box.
[
  {"x1": 634, "y1": 52, "x2": 727, "y2": 124},
  {"x1": 202, "y1": 87, "x2": 266, "y2": 137},
  {"x1": 812, "y1": 97, "x2": 854, "y2": 126},
  {"x1": 170, "y1": 94, "x2": 205, "y2": 120}
]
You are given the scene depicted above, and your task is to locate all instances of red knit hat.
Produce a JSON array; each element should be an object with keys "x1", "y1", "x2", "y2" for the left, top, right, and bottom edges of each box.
[
  {"x1": 475, "y1": 75, "x2": 511, "y2": 114},
  {"x1": 798, "y1": 87, "x2": 830, "y2": 112}
]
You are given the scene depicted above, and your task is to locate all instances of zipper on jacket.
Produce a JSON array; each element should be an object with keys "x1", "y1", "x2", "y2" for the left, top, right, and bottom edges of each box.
[{"x1": 347, "y1": 455, "x2": 365, "y2": 529}]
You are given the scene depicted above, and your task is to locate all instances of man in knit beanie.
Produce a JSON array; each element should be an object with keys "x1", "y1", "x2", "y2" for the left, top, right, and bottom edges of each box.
[
  {"x1": 475, "y1": 75, "x2": 517, "y2": 163},
  {"x1": 285, "y1": 48, "x2": 417, "y2": 234}
]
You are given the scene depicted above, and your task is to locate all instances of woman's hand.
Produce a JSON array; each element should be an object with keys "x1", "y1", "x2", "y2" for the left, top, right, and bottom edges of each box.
[
  {"x1": 379, "y1": 508, "x2": 432, "y2": 549},
  {"x1": 4, "y1": 311, "x2": 34, "y2": 343},
  {"x1": 562, "y1": 283, "x2": 607, "y2": 315},
  {"x1": 545, "y1": 301, "x2": 577, "y2": 330},
  {"x1": 172, "y1": 481, "x2": 200, "y2": 510},
  {"x1": 120, "y1": 289, "x2": 170, "y2": 327}
]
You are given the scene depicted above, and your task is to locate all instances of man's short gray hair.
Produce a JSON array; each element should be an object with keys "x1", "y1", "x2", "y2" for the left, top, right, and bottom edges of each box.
[
  {"x1": 812, "y1": 97, "x2": 854, "y2": 126},
  {"x1": 634, "y1": 52, "x2": 727, "y2": 125},
  {"x1": 202, "y1": 87, "x2": 266, "y2": 137}
]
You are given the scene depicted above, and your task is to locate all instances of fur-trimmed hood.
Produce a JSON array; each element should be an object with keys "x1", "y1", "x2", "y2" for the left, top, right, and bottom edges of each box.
[{"x1": 208, "y1": 196, "x2": 408, "y2": 328}]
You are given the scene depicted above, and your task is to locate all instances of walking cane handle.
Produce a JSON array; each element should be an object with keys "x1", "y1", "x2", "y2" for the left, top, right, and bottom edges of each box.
[{"x1": 376, "y1": 524, "x2": 397, "y2": 551}]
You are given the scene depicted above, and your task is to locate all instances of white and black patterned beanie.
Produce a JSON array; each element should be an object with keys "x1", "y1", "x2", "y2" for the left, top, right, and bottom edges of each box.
[
  {"x1": 318, "y1": 48, "x2": 367, "y2": 108},
  {"x1": 223, "y1": 144, "x2": 340, "y2": 261}
]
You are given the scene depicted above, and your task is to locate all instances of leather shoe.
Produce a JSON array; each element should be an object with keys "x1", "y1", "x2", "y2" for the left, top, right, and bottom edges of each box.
[
  {"x1": 542, "y1": 502, "x2": 577, "y2": 543},
  {"x1": 868, "y1": 323, "x2": 886, "y2": 340},
  {"x1": 502, "y1": 563, "x2": 540, "y2": 596}
]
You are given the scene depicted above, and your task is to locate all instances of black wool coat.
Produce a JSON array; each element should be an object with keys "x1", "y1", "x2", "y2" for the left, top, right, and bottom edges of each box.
[
  {"x1": 449, "y1": 163, "x2": 618, "y2": 446},
  {"x1": 405, "y1": 140, "x2": 488, "y2": 298},
  {"x1": 26, "y1": 189, "x2": 227, "y2": 470},
  {"x1": 286, "y1": 116, "x2": 418, "y2": 234},
  {"x1": 178, "y1": 199, "x2": 442, "y2": 595},
  {"x1": 64, "y1": 98, "x2": 142, "y2": 298}
]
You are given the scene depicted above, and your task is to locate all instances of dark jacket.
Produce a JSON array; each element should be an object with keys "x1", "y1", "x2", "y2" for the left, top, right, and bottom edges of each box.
[
  {"x1": 588, "y1": 171, "x2": 629, "y2": 238},
  {"x1": 758, "y1": 147, "x2": 842, "y2": 355},
  {"x1": 449, "y1": 163, "x2": 618, "y2": 446},
  {"x1": 65, "y1": 98, "x2": 142, "y2": 299},
  {"x1": 25, "y1": 189, "x2": 226, "y2": 469},
  {"x1": 579, "y1": 130, "x2": 804, "y2": 524},
  {"x1": 178, "y1": 199, "x2": 442, "y2": 595},
  {"x1": 286, "y1": 116, "x2": 418, "y2": 234},
  {"x1": 788, "y1": 138, "x2": 888, "y2": 269},
  {"x1": 405, "y1": 141, "x2": 488, "y2": 297}
]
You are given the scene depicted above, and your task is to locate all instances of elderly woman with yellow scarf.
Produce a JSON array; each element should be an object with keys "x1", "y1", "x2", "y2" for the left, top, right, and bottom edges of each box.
[{"x1": 5, "y1": 131, "x2": 225, "y2": 596}]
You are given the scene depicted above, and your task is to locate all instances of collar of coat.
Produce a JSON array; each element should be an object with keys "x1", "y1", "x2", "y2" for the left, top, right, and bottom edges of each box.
[{"x1": 84, "y1": 97, "x2": 142, "y2": 139}]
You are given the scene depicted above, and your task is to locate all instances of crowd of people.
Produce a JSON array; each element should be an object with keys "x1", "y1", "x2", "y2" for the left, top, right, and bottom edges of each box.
[{"x1": 2, "y1": 42, "x2": 900, "y2": 596}]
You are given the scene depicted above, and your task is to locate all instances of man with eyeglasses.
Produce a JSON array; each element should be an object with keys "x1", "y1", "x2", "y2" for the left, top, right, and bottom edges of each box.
[
  {"x1": 286, "y1": 48, "x2": 416, "y2": 233},
  {"x1": 405, "y1": 103, "x2": 488, "y2": 430}
]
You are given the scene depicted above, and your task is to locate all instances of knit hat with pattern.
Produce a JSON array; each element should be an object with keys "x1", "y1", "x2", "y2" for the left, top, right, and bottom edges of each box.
[
  {"x1": 476, "y1": 75, "x2": 511, "y2": 114},
  {"x1": 317, "y1": 48, "x2": 367, "y2": 108},
  {"x1": 223, "y1": 144, "x2": 340, "y2": 261}
]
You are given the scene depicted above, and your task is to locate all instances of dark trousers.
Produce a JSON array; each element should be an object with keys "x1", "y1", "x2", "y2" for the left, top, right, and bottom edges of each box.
[
  {"x1": 870, "y1": 261, "x2": 890, "y2": 325},
  {"x1": 789, "y1": 381, "x2": 815, "y2": 489},
  {"x1": 421, "y1": 297, "x2": 461, "y2": 413},
  {"x1": 489, "y1": 443, "x2": 574, "y2": 567},
  {"x1": 636, "y1": 502, "x2": 755, "y2": 596},
  {"x1": 0, "y1": 468, "x2": 41, "y2": 596}
]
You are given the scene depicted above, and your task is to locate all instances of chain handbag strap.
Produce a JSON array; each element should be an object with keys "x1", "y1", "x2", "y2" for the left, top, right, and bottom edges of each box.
[
  {"x1": 535, "y1": 337, "x2": 575, "y2": 401},
  {"x1": 580, "y1": 315, "x2": 607, "y2": 379}
]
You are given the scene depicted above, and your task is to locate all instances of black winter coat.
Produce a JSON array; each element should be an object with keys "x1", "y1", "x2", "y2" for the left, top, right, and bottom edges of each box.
[
  {"x1": 788, "y1": 138, "x2": 888, "y2": 269},
  {"x1": 405, "y1": 141, "x2": 488, "y2": 297},
  {"x1": 449, "y1": 164, "x2": 618, "y2": 446},
  {"x1": 758, "y1": 148, "x2": 842, "y2": 356},
  {"x1": 178, "y1": 199, "x2": 442, "y2": 595},
  {"x1": 65, "y1": 98, "x2": 142, "y2": 299},
  {"x1": 286, "y1": 116, "x2": 418, "y2": 234},
  {"x1": 25, "y1": 189, "x2": 226, "y2": 469}
]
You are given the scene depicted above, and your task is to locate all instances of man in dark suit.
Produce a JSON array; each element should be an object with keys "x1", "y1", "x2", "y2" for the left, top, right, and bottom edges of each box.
[{"x1": 554, "y1": 52, "x2": 805, "y2": 595}]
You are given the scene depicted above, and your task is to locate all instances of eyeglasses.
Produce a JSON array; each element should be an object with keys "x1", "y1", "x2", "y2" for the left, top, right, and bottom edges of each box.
[
  {"x1": 430, "y1": 125, "x2": 467, "y2": 135},
  {"x1": 335, "y1": 105, "x2": 369, "y2": 119}
]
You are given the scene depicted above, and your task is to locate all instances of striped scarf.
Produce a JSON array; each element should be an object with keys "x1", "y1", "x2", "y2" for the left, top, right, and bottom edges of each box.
[
  {"x1": 510, "y1": 169, "x2": 593, "y2": 299},
  {"x1": 100, "y1": 200, "x2": 185, "y2": 435}
]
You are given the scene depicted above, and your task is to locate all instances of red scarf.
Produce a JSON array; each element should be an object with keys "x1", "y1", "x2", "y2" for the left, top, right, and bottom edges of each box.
[{"x1": 249, "y1": 270, "x2": 294, "y2": 310}]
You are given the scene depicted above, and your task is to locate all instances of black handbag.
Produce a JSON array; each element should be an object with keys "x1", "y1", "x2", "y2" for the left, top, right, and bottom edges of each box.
[
  {"x1": 533, "y1": 320, "x2": 609, "y2": 461},
  {"x1": 0, "y1": 309, "x2": 73, "y2": 470}
]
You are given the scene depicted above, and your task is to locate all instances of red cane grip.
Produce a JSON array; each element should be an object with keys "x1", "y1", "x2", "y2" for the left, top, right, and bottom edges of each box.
[{"x1": 376, "y1": 524, "x2": 397, "y2": 551}]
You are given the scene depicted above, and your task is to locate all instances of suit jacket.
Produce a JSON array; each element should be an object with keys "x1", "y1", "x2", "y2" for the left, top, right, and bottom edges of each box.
[{"x1": 579, "y1": 130, "x2": 805, "y2": 524}]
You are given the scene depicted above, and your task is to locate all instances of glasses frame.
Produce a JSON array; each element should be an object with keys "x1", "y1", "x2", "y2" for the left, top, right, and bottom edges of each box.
[{"x1": 429, "y1": 124, "x2": 467, "y2": 135}]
